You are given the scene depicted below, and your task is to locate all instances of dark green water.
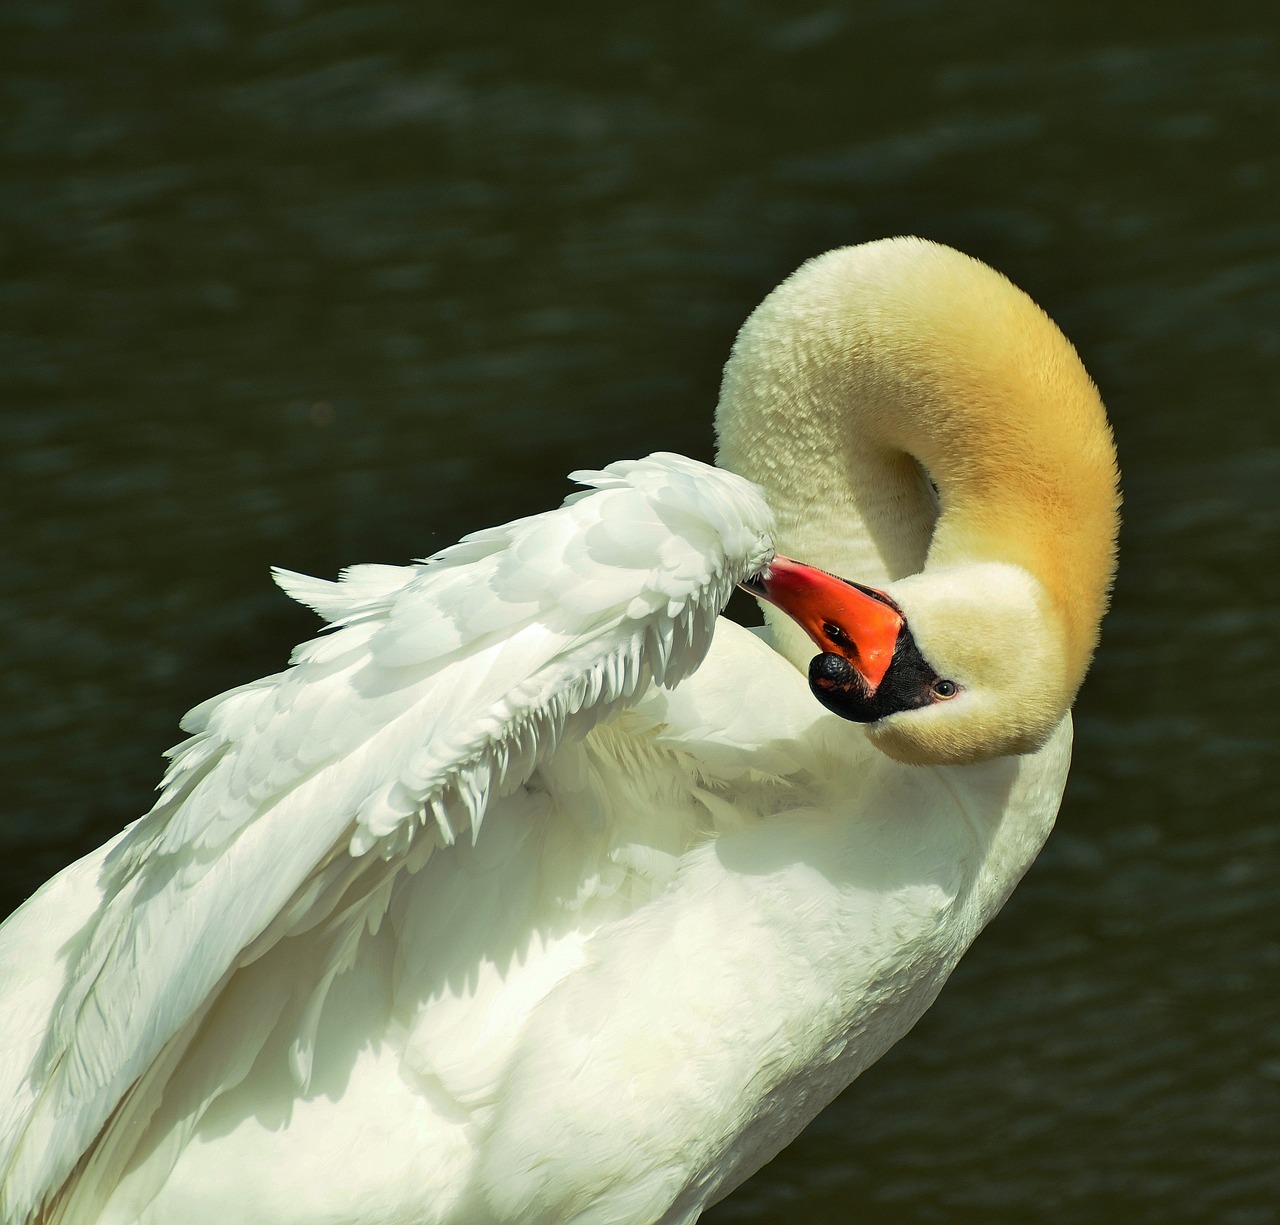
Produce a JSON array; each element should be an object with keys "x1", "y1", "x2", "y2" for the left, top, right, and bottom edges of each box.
[{"x1": 2, "y1": 1, "x2": 1277, "y2": 1220}]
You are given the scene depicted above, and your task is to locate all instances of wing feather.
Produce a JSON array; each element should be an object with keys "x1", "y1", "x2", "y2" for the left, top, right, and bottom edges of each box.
[{"x1": 0, "y1": 453, "x2": 774, "y2": 1223}]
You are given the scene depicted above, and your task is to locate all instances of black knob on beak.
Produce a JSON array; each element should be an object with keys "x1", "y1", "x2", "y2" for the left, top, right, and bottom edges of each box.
[{"x1": 808, "y1": 652, "x2": 880, "y2": 723}]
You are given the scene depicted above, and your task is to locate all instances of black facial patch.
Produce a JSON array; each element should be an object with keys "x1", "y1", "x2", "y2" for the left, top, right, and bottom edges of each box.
[{"x1": 807, "y1": 623, "x2": 940, "y2": 723}]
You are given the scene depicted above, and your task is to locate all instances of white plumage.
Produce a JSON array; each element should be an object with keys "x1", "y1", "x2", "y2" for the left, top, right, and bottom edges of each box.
[
  {"x1": 0, "y1": 454, "x2": 775, "y2": 1224},
  {"x1": 0, "y1": 238, "x2": 1120, "y2": 1225}
]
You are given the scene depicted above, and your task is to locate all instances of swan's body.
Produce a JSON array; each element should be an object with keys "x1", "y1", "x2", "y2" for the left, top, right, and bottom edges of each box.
[{"x1": 0, "y1": 239, "x2": 1119, "y2": 1225}]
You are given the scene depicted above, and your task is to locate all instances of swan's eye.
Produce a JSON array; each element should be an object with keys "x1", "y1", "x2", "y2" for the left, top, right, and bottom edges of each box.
[
  {"x1": 932, "y1": 679, "x2": 959, "y2": 700},
  {"x1": 822, "y1": 622, "x2": 852, "y2": 649}
]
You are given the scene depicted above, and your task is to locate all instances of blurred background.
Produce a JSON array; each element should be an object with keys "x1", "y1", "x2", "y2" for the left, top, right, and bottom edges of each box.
[{"x1": 2, "y1": 1, "x2": 1277, "y2": 1220}]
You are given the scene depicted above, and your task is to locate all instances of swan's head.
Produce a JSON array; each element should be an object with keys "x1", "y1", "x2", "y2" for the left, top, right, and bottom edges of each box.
[{"x1": 745, "y1": 555, "x2": 1072, "y2": 765}]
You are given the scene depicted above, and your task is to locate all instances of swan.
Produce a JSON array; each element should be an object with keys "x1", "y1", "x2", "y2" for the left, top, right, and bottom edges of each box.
[{"x1": 0, "y1": 237, "x2": 1119, "y2": 1225}]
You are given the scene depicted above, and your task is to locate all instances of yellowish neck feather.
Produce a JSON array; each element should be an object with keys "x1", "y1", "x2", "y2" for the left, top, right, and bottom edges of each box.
[{"x1": 715, "y1": 237, "x2": 1120, "y2": 708}]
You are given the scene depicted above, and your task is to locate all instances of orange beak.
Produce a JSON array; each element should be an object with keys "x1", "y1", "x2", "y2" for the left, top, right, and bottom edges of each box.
[{"x1": 740, "y1": 556, "x2": 903, "y2": 693}]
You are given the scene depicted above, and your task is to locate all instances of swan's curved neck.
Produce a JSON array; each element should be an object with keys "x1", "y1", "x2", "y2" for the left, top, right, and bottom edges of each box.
[{"x1": 715, "y1": 239, "x2": 1120, "y2": 695}]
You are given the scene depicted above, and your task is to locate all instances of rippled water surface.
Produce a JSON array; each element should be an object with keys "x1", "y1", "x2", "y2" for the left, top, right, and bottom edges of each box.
[{"x1": 2, "y1": 1, "x2": 1278, "y2": 1220}]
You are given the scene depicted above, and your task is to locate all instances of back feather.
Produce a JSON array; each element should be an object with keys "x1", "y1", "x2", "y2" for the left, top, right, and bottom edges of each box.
[{"x1": 0, "y1": 453, "x2": 774, "y2": 1224}]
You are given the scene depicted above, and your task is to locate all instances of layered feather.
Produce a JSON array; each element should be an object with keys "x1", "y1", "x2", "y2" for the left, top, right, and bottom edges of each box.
[{"x1": 0, "y1": 453, "x2": 774, "y2": 1224}]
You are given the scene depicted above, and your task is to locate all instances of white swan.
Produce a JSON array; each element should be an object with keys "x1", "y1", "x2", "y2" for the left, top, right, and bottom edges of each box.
[{"x1": 0, "y1": 237, "x2": 1119, "y2": 1225}]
